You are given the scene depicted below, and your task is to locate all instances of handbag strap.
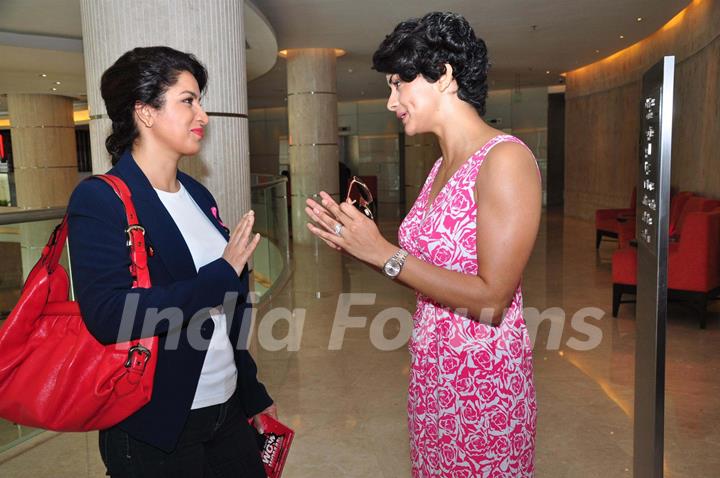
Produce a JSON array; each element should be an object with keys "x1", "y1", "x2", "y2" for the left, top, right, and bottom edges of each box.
[
  {"x1": 45, "y1": 174, "x2": 151, "y2": 289},
  {"x1": 94, "y1": 175, "x2": 151, "y2": 289}
]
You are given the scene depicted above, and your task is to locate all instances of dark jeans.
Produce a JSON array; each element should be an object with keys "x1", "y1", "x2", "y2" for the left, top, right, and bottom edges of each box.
[{"x1": 99, "y1": 392, "x2": 265, "y2": 478}]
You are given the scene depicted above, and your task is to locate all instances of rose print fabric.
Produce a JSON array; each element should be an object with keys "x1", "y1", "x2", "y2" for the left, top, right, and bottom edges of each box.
[{"x1": 398, "y1": 135, "x2": 537, "y2": 477}]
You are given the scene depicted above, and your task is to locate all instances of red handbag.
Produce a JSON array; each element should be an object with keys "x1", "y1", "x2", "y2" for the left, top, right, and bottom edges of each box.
[{"x1": 0, "y1": 174, "x2": 158, "y2": 431}]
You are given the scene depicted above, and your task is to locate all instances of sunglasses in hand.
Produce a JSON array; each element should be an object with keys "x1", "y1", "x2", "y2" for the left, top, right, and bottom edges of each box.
[{"x1": 346, "y1": 176, "x2": 374, "y2": 220}]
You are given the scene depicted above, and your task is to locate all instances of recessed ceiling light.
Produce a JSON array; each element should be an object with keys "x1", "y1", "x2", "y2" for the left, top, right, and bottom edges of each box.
[
  {"x1": 51, "y1": 87, "x2": 57, "y2": 91},
  {"x1": 55, "y1": 81, "x2": 61, "y2": 85},
  {"x1": 40, "y1": 73, "x2": 48, "y2": 78},
  {"x1": 595, "y1": 49, "x2": 600, "y2": 53},
  {"x1": 348, "y1": 68, "x2": 353, "y2": 73},
  {"x1": 620, "y1": 35, "x2": 625, "y2": 39},
  {"x1": 546, "y1": 70, "x2": 550, "y2": 74},
  {"x1": 637, "y1": 17, "x2": 643, "y2": 22}
]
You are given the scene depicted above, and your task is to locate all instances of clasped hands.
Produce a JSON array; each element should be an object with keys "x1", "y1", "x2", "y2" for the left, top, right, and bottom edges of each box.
[{"x1": 305, "y1": 191, "x2": 393, "y2": 268}]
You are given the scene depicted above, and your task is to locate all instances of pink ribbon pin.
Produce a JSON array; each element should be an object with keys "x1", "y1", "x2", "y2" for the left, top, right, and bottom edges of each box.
[{"x1": 210, "y1": 207, "x2": 228, "y2": 229}]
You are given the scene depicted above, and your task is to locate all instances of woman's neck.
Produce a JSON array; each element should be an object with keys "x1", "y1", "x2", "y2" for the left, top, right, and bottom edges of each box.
[
  {"x1": 131, "y1": 143, "x2": 181, "y2": 192},
  {"x1": 434, "y1": 100, "x2": 498, "y2": 169}
]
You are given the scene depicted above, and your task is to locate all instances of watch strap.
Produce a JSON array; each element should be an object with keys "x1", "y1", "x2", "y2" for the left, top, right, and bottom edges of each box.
[{"x1": 393, "y1": 248, "x2": 409, "y2": 265}]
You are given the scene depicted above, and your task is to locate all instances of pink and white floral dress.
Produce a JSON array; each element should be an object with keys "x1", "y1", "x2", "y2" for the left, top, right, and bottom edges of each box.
[{"x1": 398, "y1": 135, "x2": 537, "y2": 477}]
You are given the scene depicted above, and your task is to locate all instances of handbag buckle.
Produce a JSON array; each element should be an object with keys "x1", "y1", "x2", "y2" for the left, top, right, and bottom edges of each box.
[
  {"x1": 124, "y1": 344, "x2": 151, "y2": 371},
  {"x1": 126, "y1": 224, "x2": 145, "y2": 247}
]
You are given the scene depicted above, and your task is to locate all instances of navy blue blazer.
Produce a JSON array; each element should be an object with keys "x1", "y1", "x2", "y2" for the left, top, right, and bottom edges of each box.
[{"x1": 67, "y1": 150, "x2": 272, "y2": 452}]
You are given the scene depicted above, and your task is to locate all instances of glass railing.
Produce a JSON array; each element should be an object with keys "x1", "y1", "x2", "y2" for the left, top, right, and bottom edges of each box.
[
  {"x1": 0, "y1": 207, "x2": 67, "y2": 453},
  {"x1": 0, "y1": 177, "x2": 291, "y2": 456},
  {"x1": 250, "y1": 175, "x2": 291, "y2": 301}
]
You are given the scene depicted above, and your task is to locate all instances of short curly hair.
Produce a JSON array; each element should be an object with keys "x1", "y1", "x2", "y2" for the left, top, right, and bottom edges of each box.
[{"x1": 372, "y1": 12, "x2": 490, "y2": 116}]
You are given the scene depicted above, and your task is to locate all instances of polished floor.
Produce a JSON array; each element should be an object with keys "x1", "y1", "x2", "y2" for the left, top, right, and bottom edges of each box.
[{"x1": 1, "y1": 209, "x2": 718, "y2": 477}]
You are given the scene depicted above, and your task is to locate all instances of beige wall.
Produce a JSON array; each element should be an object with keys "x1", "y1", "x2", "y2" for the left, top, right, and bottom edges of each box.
[
  {"x1": 565, "y1": 0, "x2": 720, "y2": 219},
  {"x1": 485, "y1": 87, "x2": 550, "y2": 204},
  {"x1": 250, "y1": 90, "x2": 550, "y2": 213}
]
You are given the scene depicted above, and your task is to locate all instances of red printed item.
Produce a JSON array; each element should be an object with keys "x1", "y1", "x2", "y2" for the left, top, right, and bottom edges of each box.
[{"x1": 251, "y1": 414, "x2": 294, "y2": 478}]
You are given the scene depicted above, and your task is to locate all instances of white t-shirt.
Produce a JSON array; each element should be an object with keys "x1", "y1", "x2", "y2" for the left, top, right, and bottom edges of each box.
[{"x1": 154, "y1": 182, "x2": 238, "y2": 409}]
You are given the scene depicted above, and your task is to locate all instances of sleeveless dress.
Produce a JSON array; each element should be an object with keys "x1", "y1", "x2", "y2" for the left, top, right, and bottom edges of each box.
[{"x1": 398, "y1": 135, "x2": 537, "y2": 477}]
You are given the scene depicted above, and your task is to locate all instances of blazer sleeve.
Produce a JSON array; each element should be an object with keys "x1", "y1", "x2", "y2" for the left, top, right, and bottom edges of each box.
[
  {"x1": 236, "y1": 348, "x2": 273, "y2": 417},
  {"x1": 67, "y1": 179, "x2": 243, "y2": 345}
]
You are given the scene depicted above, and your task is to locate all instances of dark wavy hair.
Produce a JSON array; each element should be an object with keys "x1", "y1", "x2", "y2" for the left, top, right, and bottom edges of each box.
[
  {"x1": 372, "y1": 12, "x2": 490, "y2": 116},
  {"x1": 101, "y1": 46, "x2": 208, "y2": 164}
]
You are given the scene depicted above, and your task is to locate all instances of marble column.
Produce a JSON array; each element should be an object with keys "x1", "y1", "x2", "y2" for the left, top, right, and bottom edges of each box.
[
  {"x1": 79, "y1": 0, "x2": 251, "y2": 228},
  {"x1": 7, "y1": 94, "x2": 78, "y2": 208},
  {"x1": 7, "y1": 93, "x2": 78, "y2": 279},
  {"x1": 285, "y1": 48, "x2": 340, "y2": 244}
]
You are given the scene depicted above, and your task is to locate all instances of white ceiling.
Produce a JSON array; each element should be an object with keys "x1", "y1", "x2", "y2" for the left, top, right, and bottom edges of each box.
[
  {"x1": 246, "y1": 0, "x2": 690, "y2": 107},
  {"x1": 0, "y1": 0, "x2": 82, "y2": 38},
  {"x1": 0, "y1": 0, "x2": 691, "y2": 111},
  {"x1": 0, "y1": 0, "x2": 278, "y2": 109}
]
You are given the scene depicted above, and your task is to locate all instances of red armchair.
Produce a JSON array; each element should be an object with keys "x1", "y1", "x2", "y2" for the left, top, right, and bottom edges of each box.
[
  {"x1": 672, "y1": 196, "x2": 720, "y2": 238},
  {"x1": 616, "y1": 191, "x2": 693, "y2": 248},
  {"x1": 612, "y1": 203, "x2": 720, "y2": 328},
  {"x1": 595, "y1": 188, "x2": 636, "y2": 249}
]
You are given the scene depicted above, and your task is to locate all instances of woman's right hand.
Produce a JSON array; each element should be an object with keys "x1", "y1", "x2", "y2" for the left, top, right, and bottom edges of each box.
[{"x1": 222, "y1": 210, "x2": 262, "y2": 276}]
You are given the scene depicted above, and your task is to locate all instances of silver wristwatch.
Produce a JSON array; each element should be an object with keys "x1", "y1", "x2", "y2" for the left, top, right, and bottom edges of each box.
[{"x1": 382, "y1": 249, "x2": 409, "y2": 279}]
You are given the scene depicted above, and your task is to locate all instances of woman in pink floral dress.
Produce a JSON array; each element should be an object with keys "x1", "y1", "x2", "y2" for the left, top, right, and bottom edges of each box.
[{"x1": 305, "y1": 12, "x2": 541, "y2": 477}]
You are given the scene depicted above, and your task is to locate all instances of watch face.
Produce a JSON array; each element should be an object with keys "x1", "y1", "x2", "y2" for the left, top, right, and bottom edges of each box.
[{"x1": 384, "y1": 259, "x2": 401, "y2": 277}]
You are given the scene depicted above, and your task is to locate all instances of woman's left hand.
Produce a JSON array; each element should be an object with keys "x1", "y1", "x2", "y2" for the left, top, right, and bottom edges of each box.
[
  {"x1": 252, "y1": 403, "x2": 278, "y2": 434},
  {"x1": 305, "y1": 191, "x2": 394, "y2": 268}
]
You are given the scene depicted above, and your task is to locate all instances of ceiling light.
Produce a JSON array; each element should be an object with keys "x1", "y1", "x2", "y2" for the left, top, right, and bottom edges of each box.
[
  {"x1": 637, "y1": 17, "x2": 643, "y2": 22},
  {"x1": 55, "y1": 81, "x2": 61, "y2": 85},
  {"x1": 595, "y1": 49, "x2": 600, "y2": 53},
  {"x1": 51, "y1": 87, "x2": 57, "y2": 91},
  {"x1": 620, "y1": 35, "x2": 625, "y2": 39},
  {"x1": 348, "y1": 68, "x2": 353, "y2": 73},
  {"x1": 545, "y1": 70, "x2": 550, "y2": 74},
  {"x1": 40, "y1": 73, "x2": 48, "y2": 78}
]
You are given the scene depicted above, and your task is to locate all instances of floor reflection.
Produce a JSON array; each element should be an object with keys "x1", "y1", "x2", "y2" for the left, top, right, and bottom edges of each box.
[
  {"x1": 254, "y1": 209, "x2": 720, "y2": 478},
  {"x1": 0, "y1": 209, "x2": 718, "y2": 477}
]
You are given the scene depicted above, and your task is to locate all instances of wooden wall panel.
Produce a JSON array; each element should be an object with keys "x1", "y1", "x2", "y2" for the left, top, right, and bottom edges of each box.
[
  {"x1": 672, "y1": 35, "x2": 720, "y2": 196},
  {"x1": 565, "y1": 0, "x2": 720, "y2": 219},
  {"x1": 565, "y1": 83, "x2": 640, "y2": 218}
]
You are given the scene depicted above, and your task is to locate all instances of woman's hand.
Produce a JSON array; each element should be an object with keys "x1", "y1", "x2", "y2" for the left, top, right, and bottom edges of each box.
[
  {"x1": 305, "y1": 191, "x2": 395, "y2": 268},
  {"x1": 252, "y1": 403, "x2": 278, "y2": 434},
  {"x1": 222, "y1": 211, "x2": 262, "y2": 276}
]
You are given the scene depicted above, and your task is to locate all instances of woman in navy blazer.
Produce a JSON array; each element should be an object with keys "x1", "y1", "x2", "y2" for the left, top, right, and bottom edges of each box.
[{"x1": 67, "y1": 47, "x2": 273, "y2": 477}]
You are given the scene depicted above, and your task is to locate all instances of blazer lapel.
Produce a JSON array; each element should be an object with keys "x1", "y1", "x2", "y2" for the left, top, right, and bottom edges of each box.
[
  {"x1": 111, "y1": 151, "x2": 198, "y2": 281},
  {"x1": 178, "y1": 171, "x2": 231, "y2": 241}
]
